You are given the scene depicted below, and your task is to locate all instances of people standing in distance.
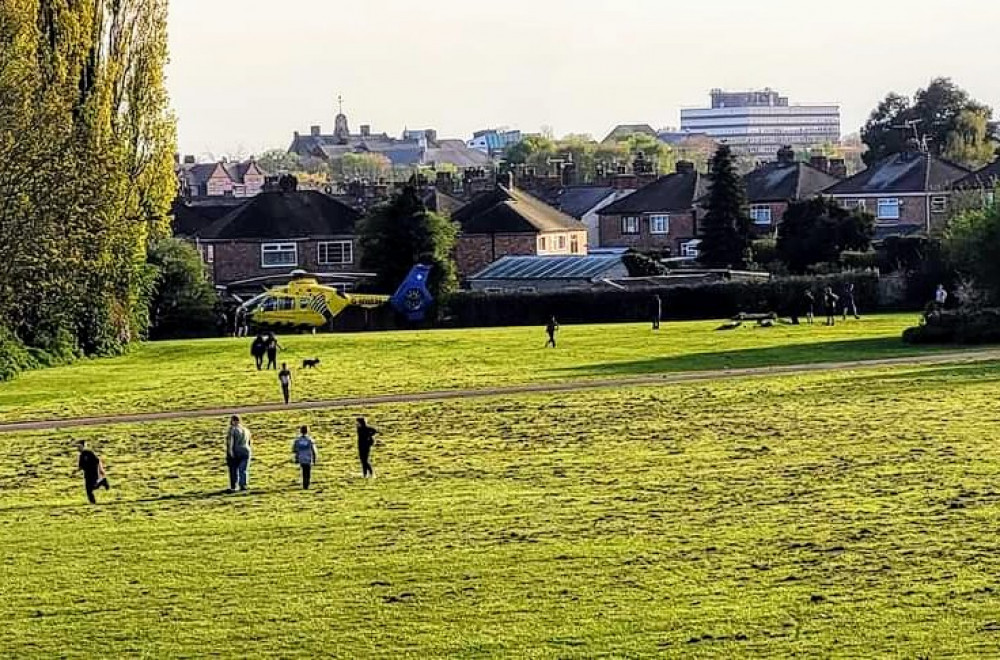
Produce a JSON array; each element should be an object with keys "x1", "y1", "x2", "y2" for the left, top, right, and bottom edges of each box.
[
  {"x1": 651, "y1": 295, "x2": 662, "y2": 331},
  {"x1": 823, "y1": 287, "x2": 839, "y2": 327},
  {"x1": 225, "y1": 415, "x2": 253, "y2": 492},
  {"x1": 545, "y1": 316, "x2": 559, "y2": 348},
  {"x1": 278, "y1": 363, "x2": 292, "y2": 405},
  {"x1": 76, "y1": 440, "x2": 110, "y2": 505},
  {"x1": 356, "y1": 417, "x2": 379, "y2": 478},
  {"x1": 265, "y1": 332, "x2": 282, "y2": 370},
  {"x1": 250, "y1": 334, "x2": 266, "y2": 371},
  {"x1": 291, "y1": 425, "x2": 318, "y2": 489},
  {"x1": 842, "y1": 283, "x2": 860, "y2": 320},
  {"x1": 934, "y1": 284, "x2": 948, "y2": 312}
]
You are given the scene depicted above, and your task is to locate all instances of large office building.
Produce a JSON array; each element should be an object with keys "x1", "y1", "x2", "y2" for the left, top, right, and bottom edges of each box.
[{"x1": 680, "y1": 88, "x2": 840, "y2": 160}]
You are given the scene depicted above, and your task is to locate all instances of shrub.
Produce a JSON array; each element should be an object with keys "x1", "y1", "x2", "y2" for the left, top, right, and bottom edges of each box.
[
  {"x1": 841, "y1": 251, "x2": 881, "y2": 271},
  {"x1": 903, "y1": 308, "x2": 1000, "y2": 345},
  {"x1": 0, "y1": 326, "x2": 38, "y2": 382},
  {"x1": 622, "y1": 251, "x2": 666, "y2": 277},
  {"x1": 147, "y1": 238, "x2": 220, "y2": 340}
]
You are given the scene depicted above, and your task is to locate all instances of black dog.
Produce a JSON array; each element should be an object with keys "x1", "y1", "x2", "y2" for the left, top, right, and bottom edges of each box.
[{"x1": 302, "y1": 358, "x2": 321, "y2": 369}]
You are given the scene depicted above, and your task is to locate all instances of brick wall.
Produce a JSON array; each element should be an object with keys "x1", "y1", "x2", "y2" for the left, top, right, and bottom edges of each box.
[
  {"x1": 455, "y1": 233, "x2": 537, "y2": 278},
  {"x1": 748, "y1": 201, "x2": 788, "y2": 237},
  {"x1": 203, "y1": 236, "x2": 357, "y2": 284},
  {"x1": 598, "y1": 212, "x2": 697, "y2": 255},
  {"x1": 830, "y1": 193, "x2": 952, "y2": 233}
]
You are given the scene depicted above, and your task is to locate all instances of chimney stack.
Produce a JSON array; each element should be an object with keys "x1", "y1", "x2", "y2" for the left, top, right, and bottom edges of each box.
[
  {"x1": 777, "y1": 145, "x2": 796, "y2": 165},
  {"x1": 183, "y1": 155, "x2": 196, "y2": 164},
  {"x1": 360, "y1": 124, "x2": 371, "y2": 137},
  {"x1": 310, "y1": 125, "x2": 321, "y2": 137},
  {"x1": 828, "y1": 158, "x2": 847, "y2": 179},
  {"x1": 810, "y1": 155, "x2": 830, "y2": 173},
  {"x1": 675, "y1": 160, "x2": 695, "y2": 175}
]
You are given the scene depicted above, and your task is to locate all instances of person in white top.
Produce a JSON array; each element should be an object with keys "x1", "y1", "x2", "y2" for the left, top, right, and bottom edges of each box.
[
  {"x1": 291, "y1": 426, "x2": 317, "y2": 489},
  {"x1": 934, "y1": 284, "x2": 948, "y2": 308}
]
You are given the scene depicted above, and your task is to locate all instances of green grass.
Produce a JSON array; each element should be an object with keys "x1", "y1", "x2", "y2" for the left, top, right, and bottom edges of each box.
[
  {"x1": 4, "y1": 362, "x2": 1000, "y2": 657},
  {"x1": 0, "y1": 314, "x2": 940, "y2": 423}
]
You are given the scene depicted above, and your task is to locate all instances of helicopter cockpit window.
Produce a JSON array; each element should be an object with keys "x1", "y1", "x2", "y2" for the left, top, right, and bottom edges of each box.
[
  {"x1": 262, "y1": 297, "x2": 279, "y2": 312},
  {"x1": 277, "y1": 297, "x2": 295, "y2": 311}
]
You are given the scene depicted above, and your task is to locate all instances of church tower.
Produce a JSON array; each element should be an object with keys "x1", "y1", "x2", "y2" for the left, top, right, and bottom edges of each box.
[{"x1": 333, "y1": 95, "x2": 350, "y2": 145}]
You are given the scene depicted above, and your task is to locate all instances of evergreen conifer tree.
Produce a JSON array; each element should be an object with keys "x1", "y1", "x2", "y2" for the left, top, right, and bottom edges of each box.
[{"x1": 698, "y1": 145, "x2": 751, "y2": 267}]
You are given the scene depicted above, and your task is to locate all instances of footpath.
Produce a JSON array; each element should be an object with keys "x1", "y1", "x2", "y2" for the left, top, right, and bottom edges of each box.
[{"x1": 2, "y1": 349, "x2": 1000, "y2": 434}]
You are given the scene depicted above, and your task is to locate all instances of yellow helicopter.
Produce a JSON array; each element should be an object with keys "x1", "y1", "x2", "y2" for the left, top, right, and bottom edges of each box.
[{"x1": 233, "y1": 265, "x2": 433, "y2": 329}]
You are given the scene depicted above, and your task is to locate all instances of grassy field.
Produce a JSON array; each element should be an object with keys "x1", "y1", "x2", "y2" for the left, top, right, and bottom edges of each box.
[
  {"x1": 0, "y1": 314, "x2": 937, "y2": 423},
  {"x1": 4, "y1": 360, "x2": 1000, "y2": 657}
]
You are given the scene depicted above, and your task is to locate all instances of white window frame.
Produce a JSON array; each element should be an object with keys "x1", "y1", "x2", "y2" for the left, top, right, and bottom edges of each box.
[
  {"x1": 556, "y1": 235, "x2": 567, "y2": 250},
  {"x1": 750, "y1": 205, "x2": 773, "y2": 225},
  {"x1": 261, "y1": 242, "x2": 298, "y2": 268},
  {"x1": 570, "y1": 234, "x2": 580, "y2": 253},
  {"x1": 538, "y1": 236, "x2": 548, "y2": 252},
  {"x1": 317, "y1": 240, "x2": 353, "y2": 266},
  {"x1": 877, "y1": 198, "x2": 901, "y2": 221},
  {"x1": 204, "y1": 244, "x2": 214, "y2": 264},
  {"x1": 681, "y1": 239, "x2": 701, "y2": 258},
  {"x1": 931, "y1": 196, "x2": 948, "y2": 213},
  {"x1": 649, "y1": 214, "x2": 670, "y2": 234},
  {"x1": 622, "y1": 216, "x2": 640, "y2": 235}
]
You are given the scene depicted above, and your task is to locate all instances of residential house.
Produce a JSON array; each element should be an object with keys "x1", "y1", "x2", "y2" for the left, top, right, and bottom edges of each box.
[
  {"x1": 597, "y1": 161, "x2": 708, "y2": 256},
  {"x1": 823, "y1": 150, "x2": 970, "y2": 236},
  {"x1": 467, "y1": 129, "x2": 523, "y2": 157},
  {"x1": 172, "y1": 197, "x2": 247, "y2": 237},
  {"x1": 467, "y1": 254, "x2": 629, "y2": 293},
  {"x1": 192, "y1": 188, "x2": 361, "y2": 286},
  {"x1": 743, "y1": 149, "x2": 842, "y2": 234},
  {"x1": 953, "y1": 159, "x2": 1000, "y2": 206},
  {"x1": 549, "y1": 186, "x2": 636, "y2": 249},
  {"x1": 178, "y1": 159, "x2": 267, "y2": 199},
  {"x1": 452, "y1": 184, "x2": 588, "y2": 279}
]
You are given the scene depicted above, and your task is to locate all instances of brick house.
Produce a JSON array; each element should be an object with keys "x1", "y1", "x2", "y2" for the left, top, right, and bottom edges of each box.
[
  {"x1": 953, "y1": 158, "x2": 1000, "y2": 207},
  {"x1": 179, "y1": 159, "x2": 267, "y2": 199},
  {"x1": 193, "y1": 190, "x2": 361, "y2": 285},
  {"x1": 743, "y1": 149, "x2": 842, "y2": 235},
  {"x1": 597, "y1": 161, "x2": 708, "y2": 257},
  {"x1": 823, "y1": 150, "x2": 970, "y2": 235},
  {"x1": 451, "y1": 184, "x2": 588, "y2": 278}
]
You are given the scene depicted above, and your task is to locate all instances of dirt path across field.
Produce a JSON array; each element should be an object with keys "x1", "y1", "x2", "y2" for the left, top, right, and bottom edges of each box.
[{"x1": 3, "y1": 349, "x2": 1000, "y2": 434}]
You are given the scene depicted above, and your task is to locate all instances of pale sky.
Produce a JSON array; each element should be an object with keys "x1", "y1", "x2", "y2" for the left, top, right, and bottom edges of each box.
[{"x1": 167, "y1": 0, "x2": 1000, "y2": 159}]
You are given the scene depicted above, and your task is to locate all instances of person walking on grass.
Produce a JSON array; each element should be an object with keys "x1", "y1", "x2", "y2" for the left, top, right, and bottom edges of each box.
[
  {"x1": 76, "y1": 440, "x2": 109, "y2": 505},
  {"x1": 225, "y1": 415, "x2": 252, "y2": 492},
  {"x1": 265, "y1": 332, "x2": 282, "y2": 370},
  {"x1": 804, "y1": 289, "x2": 815, "y2": 325},
  {"x1": 251, "y1": 334, "x2": 266, "y2": 371},
  {"x1": 545, "y1": 316, "x2": 559, "y2": 348},
  {"x1": 356, "y1": 417, "x2": 379, "y2": 478},
  {"x1": 842, "y1": 283, "x2": 860, "y2": 320},
  {"x1": 292, "y1": 425, "x2": 318, "y2": 489},
  {"x1": 279, "y1": 363, "x2": 292, "y2": 405},
  {"x1": 934, "y1": 284, "x2": 948, "y2": 312},
  {"x1": 823, "y1": 287, "x2": 839, "y2": 327},
  {"x1": 651, "y1": 294, "x2": 662, "y2": 330}
]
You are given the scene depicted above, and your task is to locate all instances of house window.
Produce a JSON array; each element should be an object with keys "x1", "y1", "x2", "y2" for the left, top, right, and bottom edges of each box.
[
  {"x1": 750, "y1": 206, "x2": 773, "y2": 225},
  {"x1": 538, "y1": 236, "x2": 548, "y2": 252},
  {"x1": 680, "y1": 239, "x2": 701, "y2": 258},
  {"x1": 649, "y1": 214, "x2": 670, "y2": 234},
  {"x1": 622, "y1": 216, "x2": 640, "y2": 235},
  {"x1": 203, "y1": 244, "x2": 214, "y2": 264},
  {"x1": 556, "y1": 235, "x2": 567, "y2": 250},
  {"x1": 317, "y1": 240, "x2": 353, "y2": 265},
  {"x1": 570, "y1": 234, "x2": 580, "y2": 253},
  {"x1": 931, "y1": 196, "x2": 948, "y2": 213},
  {"x1": 261, "y1": 242, "x2": 297, "y2": 268},
  {"x1": 877, "y1": 198, "x2": 901, "y2": 221},
  {"x1": 847, "y1": 199, "x2": 866, "y2": 211}
]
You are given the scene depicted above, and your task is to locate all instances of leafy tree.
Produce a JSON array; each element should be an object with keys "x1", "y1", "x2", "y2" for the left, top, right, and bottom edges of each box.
[
  {"x1": 335, "y1": 152, "x2": 392, "y2": 180},
  {"x1": 698, "y1": 145, "x2": 752, "y2": 268},
  {"x1": 146, "y1": 239, "x2": 219, "y2": 339},
  {"x1": 861, "y1": 78, "x2": 995, "y2": 168},
  {"x1": 945, "y1": 202, "x2": 1000, "y2": 301},
  {"x1": 358, "y1": 186, "x2": 458, "y2": 303},
  {"x1": 776, "y1": 197, "x2": 874, "y2": 273},
  {"x1": 256, "y1": 149, "x2": 301, "y2": 175}
]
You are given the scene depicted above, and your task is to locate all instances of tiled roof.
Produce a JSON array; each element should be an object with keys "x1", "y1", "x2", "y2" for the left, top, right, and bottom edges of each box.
[
  {"x1": 824, "y1": 151, "x2": 969, "y2": 195},
  {"x1": 598, "y1": 171, "x2": 709, "y2": 215},
  {"x1": 953, "y1": 159, "x2": 1000, "y2": 189},
  {"x1": 453, "y1": 186, "x2": 587, "y2": 234},
  {"x1": 196, "y1": 191, "x2": 361, "y2": 240},
  {"x1": 744, "y1": 161, "x2": 840, "y2": 203},
  {"x1": 470, "y1": 255, "x2": 625, "y2": 281},
  {"x1": 554, "y1": 186, "x2": 617, "y2": 218}
]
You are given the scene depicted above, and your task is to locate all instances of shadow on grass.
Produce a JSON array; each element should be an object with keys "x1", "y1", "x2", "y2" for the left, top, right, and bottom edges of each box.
[
  {"x1": 553, "y1": 337, "x2": 958, "y2": 378},
  {"x1": 0, "y1": 488, "x2": 273, "y2": 514}
]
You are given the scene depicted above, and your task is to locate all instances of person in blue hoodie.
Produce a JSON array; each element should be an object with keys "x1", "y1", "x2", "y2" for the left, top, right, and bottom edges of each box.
[{"x1": 291, "y1": 426, "x2": 318, "y2": 489}]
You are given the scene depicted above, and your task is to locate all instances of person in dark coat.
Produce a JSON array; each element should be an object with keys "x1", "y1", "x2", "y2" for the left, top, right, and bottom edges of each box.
[
  {"x1": 356, "y1": 417, "x2": 379, "y2": 478},
  {"x1": 250, "y1": 334, "x2": 266, "y2": 371},
  {"x1": 77, "y1": 440, "x2": 109, "y2": 504},
  {"x1": 804, "y1": 290, "x2": 815, "y2": 325},
  {"x1": 823, "y1": 287, "x2": 839, "y2": 326},
  {"x1": 545, "y1": 317, "x2": 559, "y2": 348},
  {"x1": 265, "y1": 333, "x2": 282, "y2": 370},
  {"x1": 278, "y1": 363, "x2": 292, "y2": 405},
  {"x1": 651, "y1": 295, "x2": 662, "y2": 330},
  {"x1": 842, "y1": 283, "x2": 860, "y2": 320}
]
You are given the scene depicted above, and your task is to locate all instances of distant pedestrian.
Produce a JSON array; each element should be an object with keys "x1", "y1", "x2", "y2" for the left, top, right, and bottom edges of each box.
[
  {"x1": 842, "y1": 283, "x2": 860, "y2": 320},
  {"x1": 545, "y1": 316, "x2": 559, "y2": 348},
  {"x1": 76, "y1": 440, "x2": 109, "y2": 505},
  {"x1": 934, "y1": 284, "x2": 948, "y2": 311},
  {"x1": 356, "y1": 417, "x2": 379, "y2": 478},
  {"x1": 234, "y1": 307, "x2": 249, "y2": 338},
  {"x1": 278, "y1": 363, "x2": 292, "y2": 405},
  {"x1": 823, "y1": 287, "x2": 839, "y2": 326},
  {"x1": 250, "y1": 334, "x2": 266, "y2": 371},
  {"x1": 651, "y1": 295, "x2": 662, "y2": 330},
  {"x1": 804, "y1": 290, "x2": 815, "y2": 325},
  {"x1": 225, "y1": 415, "x2": 252, "y2": 492},
  {"x1": 291, "y1": 425, "x2": 318, "y2": 489},
  {"x1": 265, "y1": 333, "x2": 282, "y2": 370}
]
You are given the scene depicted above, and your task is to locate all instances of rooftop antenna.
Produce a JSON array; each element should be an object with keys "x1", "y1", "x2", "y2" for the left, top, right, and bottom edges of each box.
[{"x1": 892, "y1": 118, "x2": 928, "y2": 151}]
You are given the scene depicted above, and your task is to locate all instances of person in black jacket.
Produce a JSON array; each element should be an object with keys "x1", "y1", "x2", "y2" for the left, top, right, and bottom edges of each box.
[
  {"x1": 356, "y1": 417, "x2": 379, "y2": 478},
  {"x1": 77, "y1": 440, "x2": 109, "y2": 504},
  {"x1": 651, "y1": 295, "x2": 662, "y2": 330},
  {"x1": 265, "y1": 333, "x2": 282, "y2": 370},
  {"x1": 545, "y1": 317, "x2": 559, "y2": 348},
  {"x1": 250, "y1": 334, "x2": 266, "y2": 371}
]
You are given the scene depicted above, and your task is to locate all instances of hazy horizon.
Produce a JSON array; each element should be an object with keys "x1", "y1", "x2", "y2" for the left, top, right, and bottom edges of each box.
[{"x1": 167, "y1": 0, "x2": 1000, "y2": 159}]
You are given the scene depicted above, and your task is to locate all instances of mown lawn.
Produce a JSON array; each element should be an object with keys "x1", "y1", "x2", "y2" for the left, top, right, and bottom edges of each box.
[
  {"x1": 0, "y1": 314, "x2": 936, "y2": 422},
  {"x1": 3, "y1": 361, "x2": 1000, "y2": 657}
]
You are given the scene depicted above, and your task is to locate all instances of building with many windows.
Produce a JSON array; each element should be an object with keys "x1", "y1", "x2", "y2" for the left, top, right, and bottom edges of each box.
[{"x1": 680, "y1": 88, "x2": 840, "y2": 160}]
